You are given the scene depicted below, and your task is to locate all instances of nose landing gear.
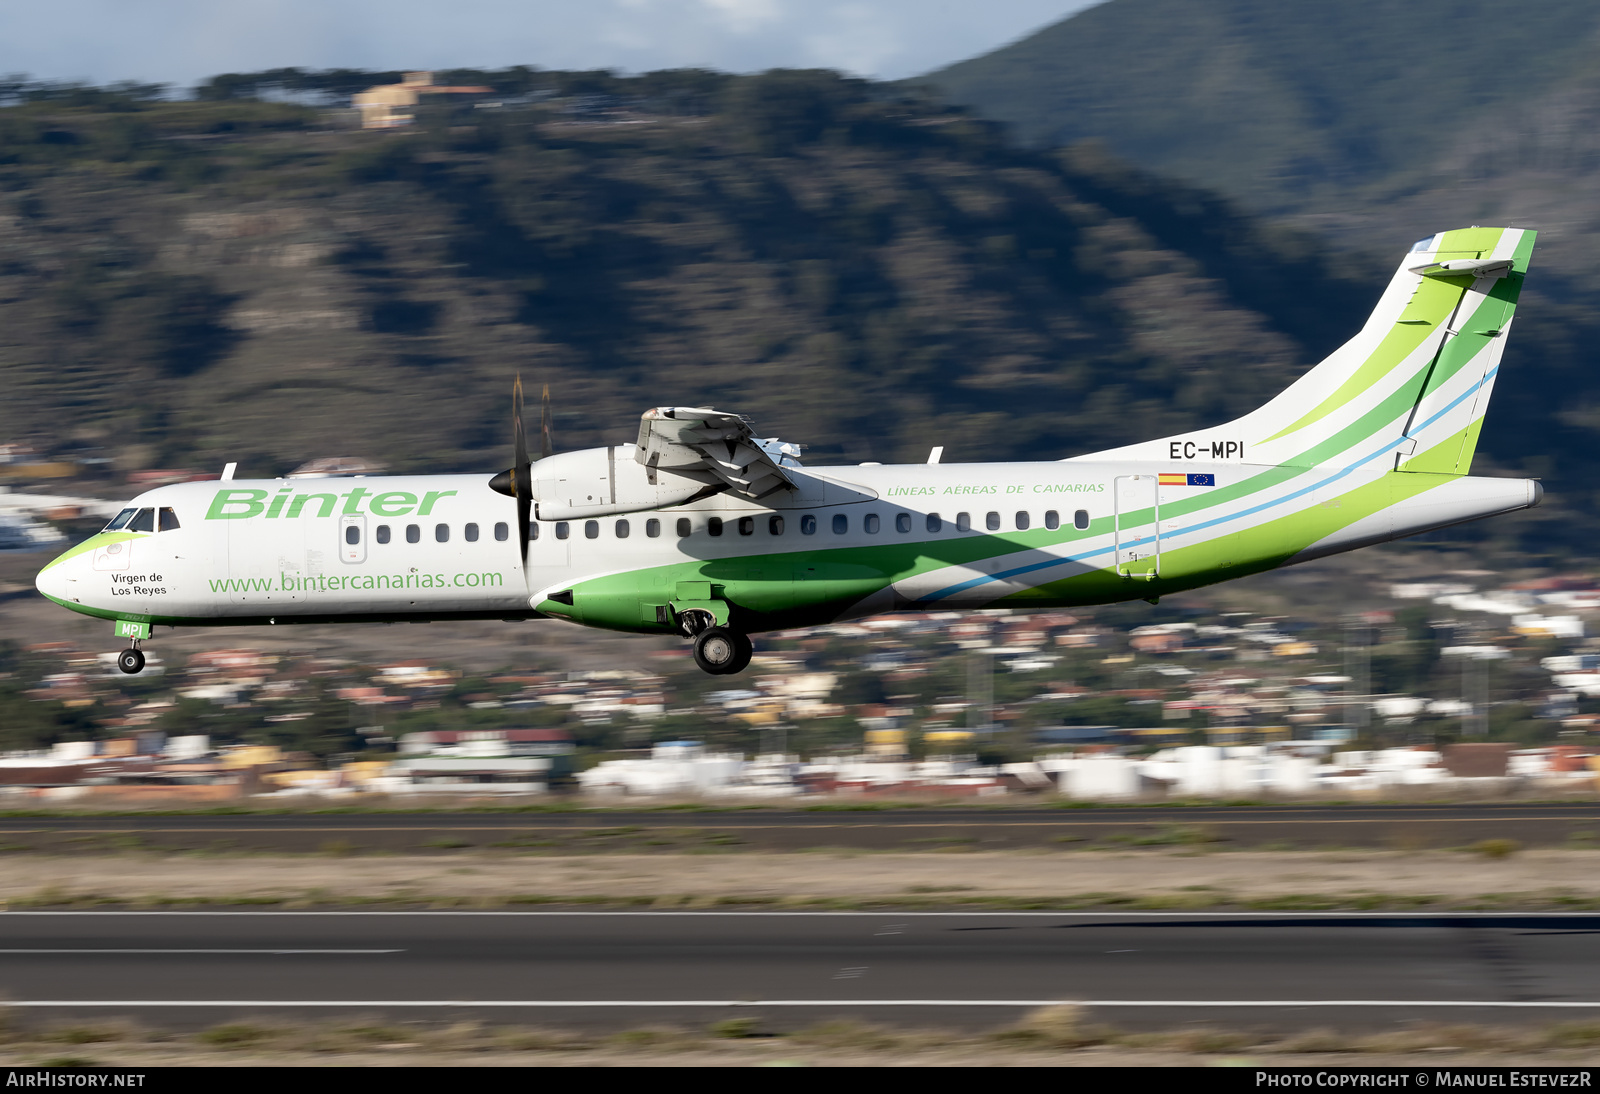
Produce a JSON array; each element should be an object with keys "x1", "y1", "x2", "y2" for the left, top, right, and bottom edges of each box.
[
  {"x1": 111, "y1": 620, "x2": 152, "y2": 675},
  {"x1": 692, "y1": 626, "x2": 753, "y2": 676},
  {"x1": 116, "y1": 643, "x2": 145, "y2": 675}
]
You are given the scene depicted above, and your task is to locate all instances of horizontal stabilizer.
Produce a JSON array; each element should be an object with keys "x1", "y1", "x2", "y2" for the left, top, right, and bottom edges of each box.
[{"x1": 1412, "y1": 257, "x2": 1512, "y2": 279}]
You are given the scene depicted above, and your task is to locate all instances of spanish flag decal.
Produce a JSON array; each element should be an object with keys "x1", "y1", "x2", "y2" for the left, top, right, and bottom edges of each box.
[{"x1": 1159, "y1": 473, "x2": 1215, "y2": 486}]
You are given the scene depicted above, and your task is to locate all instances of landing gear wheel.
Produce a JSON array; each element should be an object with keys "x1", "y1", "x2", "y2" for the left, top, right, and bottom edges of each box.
[
  {"x1": 116, "y1": 648, "x2": 145, "y2": 675},
  {"x1": 692, "y1": 627, "x2": 752, "y2": 675}
]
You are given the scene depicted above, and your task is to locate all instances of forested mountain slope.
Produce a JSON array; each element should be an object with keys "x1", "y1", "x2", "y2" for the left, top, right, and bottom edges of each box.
[{"x1": 924, "y1": 0, "x2": 1600, "y2": 213}]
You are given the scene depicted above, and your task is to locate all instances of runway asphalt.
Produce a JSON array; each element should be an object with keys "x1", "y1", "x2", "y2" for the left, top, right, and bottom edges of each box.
[
  {"x1": 0, "y1": 803, "x2": 1595, "y2": 852},
  {"x1": 2, "y1": 911, "x2": 1598, "y2": 1031}
]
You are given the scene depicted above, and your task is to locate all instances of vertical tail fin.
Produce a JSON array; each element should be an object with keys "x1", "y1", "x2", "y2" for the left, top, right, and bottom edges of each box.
[
  {"x1": 1390, "y1": 231, "x2": 1532, "y2": 475},
  {"x1": 1074, "y1": 227, "x2": 1536, "y2": 473}
]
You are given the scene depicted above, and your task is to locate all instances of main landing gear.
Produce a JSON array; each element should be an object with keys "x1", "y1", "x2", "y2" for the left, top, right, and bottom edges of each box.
[
  {"x1": 116, "y1": 643, "x2": 145, "y2": 675},
  {"x1": 677, "y1": 610, "x2": 752, "y2": 675},
  {"x1": 692, "y1": 627, "x2": 753, "y2": 675}
]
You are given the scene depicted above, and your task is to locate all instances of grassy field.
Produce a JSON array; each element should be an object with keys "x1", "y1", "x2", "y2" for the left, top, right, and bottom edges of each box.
[
  {"x1": 4, "y1": 1010, "x2": 1600, "y2": 1067},
  {"x1": 3, "y1": 847, "x2": 1598, "y2": 911}
]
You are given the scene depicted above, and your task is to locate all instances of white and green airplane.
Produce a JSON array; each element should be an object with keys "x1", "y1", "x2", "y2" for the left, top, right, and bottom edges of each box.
[{"x1": 37, "y1": 227, "x2": 1541, "y2": 676}]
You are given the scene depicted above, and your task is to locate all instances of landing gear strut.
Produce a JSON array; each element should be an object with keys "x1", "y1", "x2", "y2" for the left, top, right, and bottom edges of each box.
[
  {"x1": 678, "y1": 609, "x2": 715, "y2": 638},
  {"x1": 692, "y1": 626, "x2": 752, "y2": 676},
  {"x1": 116, "y1": 643, "x2": 145, "y2": 675}
]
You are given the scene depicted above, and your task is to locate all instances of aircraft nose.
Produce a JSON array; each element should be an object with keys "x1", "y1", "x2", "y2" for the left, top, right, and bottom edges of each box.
[{"x1": 35, "y1": 552, "x2": 71, "y2": 603}]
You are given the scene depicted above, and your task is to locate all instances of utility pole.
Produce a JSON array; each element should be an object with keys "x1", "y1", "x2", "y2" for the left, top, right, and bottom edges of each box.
[
  {"x1": 1467, "y1": 653, "x2": 1490, "y2": 737},
  {"x1": 1444, "y1": 644, "x2": 1495, "y2": 738},
  {"x1": 1344, "y1": 617, "x2": 1370, "y2": 740},
  {"x1": 968, "y1": 649, "x2": 993, "y2": 736}
]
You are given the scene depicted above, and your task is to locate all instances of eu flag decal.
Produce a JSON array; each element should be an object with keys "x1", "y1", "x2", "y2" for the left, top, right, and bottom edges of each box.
[{"x1": 1160, "y1": 472, "x2": 1215, "y2": 486}]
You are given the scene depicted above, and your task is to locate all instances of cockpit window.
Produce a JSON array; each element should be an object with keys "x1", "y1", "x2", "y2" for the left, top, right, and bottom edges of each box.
[
  {"x1": 104, "y1": 508, "x2": 136, "y2": 532},
  {"x1": 127, "y1": 508, "x2": 155, "y2": 533},
  {"x1": 158, "y1": 507, "x2": 180, "y2": 532}
]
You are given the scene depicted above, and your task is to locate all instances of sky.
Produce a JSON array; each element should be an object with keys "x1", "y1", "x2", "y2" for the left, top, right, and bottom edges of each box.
[{"x1": 0, "y1": 1, "x2": 1101, "y2": 90}]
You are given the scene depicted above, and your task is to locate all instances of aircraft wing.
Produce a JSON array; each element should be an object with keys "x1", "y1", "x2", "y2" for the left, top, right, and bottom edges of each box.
[{"x1": 634, "y1": 407, "x2": 802, "y2": 502}]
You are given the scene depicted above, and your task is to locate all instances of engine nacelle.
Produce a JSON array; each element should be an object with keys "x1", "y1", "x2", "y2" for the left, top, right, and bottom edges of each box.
[{"x1": 533, "y1": 444, "x2": 707, "y2": 520}]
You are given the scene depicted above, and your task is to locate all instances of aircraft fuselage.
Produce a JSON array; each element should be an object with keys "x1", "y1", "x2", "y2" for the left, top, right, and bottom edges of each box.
[{"x1": 35, "y1": 458, "x2": 1538, "y2": 639}]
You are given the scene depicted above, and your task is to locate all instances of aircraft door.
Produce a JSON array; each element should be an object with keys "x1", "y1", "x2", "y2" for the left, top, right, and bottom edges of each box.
[
  {"x1": 227, "y1": 518, "x2": 306, "y2": 606},
  {"x1": 339, "y1": 514, "x2": 366, "y2": 564},
  {"x1": 1114, "y1": 474, "x2": 1160, "y2": 579}
]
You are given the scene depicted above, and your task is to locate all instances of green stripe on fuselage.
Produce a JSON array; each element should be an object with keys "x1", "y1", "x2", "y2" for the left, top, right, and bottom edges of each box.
[{"x1": 553, "y1": 460, "x2": 1458, "y2": 633}]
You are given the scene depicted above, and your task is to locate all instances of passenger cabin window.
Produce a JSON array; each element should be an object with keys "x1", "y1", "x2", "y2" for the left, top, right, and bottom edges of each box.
[
  {"x1": 465, "y1": 523, "x2": 479, "y2": 542},
  {"x1": 158, "y1": 508, "x2": 181, "y2": 532},
  {"x1": 105, "y1": 508, "x2": 136, "y2": 531},
  {"x1": 406, "y1": 524, "x2": 420, "y2": 544},
  {"x1": 1015, "y1": 511, "x2": 1030, "y2": 530},
  {"x1": 896, "y1": 513, "x2": 911, "y2": 533},
  {"x1": 832, "y1": 514, "x2": 848, "y2": 534},
  {"x1": 128, "y1": 508, "x2": 155, "y2": 533},
  {"x1": 529, "y1": 522, "x2": 539, "y2": 541},
  {"x1": 345, "y1": 525, "x2": 361, "y2": 545},
  {"x1": 1074, "y1": 509, "x2": 1090, "y2": 530},
  {"x1": 738, "y1": 516, "x2": 754, "y2": 536},
  {"x1": 556, "y1": 522, "x2": 570, "y2": 540},
  {"x1": 584, "y1": 520, "x2": 599, "y2": 539},
  {"x1": 377, "y1": 525, "x2": 391, "y2": 544},
  {"x1": 1044, "y1": 510, "x2": 1060, "y2": 530},
  {"x1": 616, "y1": 519, "x2": 629, "y2": 539},
  {"x1": 708, "y1": 517, "x2": 723, "y2": 537},
  {"x1": 986, "y1": 511, "x2": 1000, "y2": 531},
  {"x1": 926, "y1": 513, "x2": 942, "y2": 533},
  {"x1": 494, "y1": 522, "x2": 508, "y2": 542},
  {"x1": 956, "y1": 512, "x2": 971, "y2": 532},
  {"x1": 768, "y1": 515, "x2": 784, "y2": 535},
  {"x1": 646, "y1": 519, "x2": 661, "y2": 538},
  {"x1": 435, "y1": 524, "x2": 449, "y2": 543},
  {"x1": 676, "y1": 518, "x2": 691, "y2": 537},
  {"x1": 801, "y1": 515, "x2": 817, "y2": 535},
  {"x1": 864, "y1": 514, "x2": 880, "y2": 534}
]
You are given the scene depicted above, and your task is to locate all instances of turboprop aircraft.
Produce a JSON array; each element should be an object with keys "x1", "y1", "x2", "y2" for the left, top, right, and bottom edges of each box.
[{"x1": 36, "y1": 226, "x2": 1541, "y2": 676}]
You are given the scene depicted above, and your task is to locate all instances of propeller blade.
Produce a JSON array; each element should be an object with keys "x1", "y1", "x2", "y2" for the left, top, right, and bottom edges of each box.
[
  {"x1": 540, "y1": 383, "x2": 554, "y2": 461},
  {"x1": 514, "y1": 375, "x2": 532, "y2": 563},
  {"x1": 514, "y1": 375, "x2": 530, "y2": 477}
]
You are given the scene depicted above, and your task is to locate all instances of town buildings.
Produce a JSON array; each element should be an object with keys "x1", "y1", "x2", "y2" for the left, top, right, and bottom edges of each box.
[{"x1": 5, "y1": 563, "x2": 1600, "y2": 801}]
